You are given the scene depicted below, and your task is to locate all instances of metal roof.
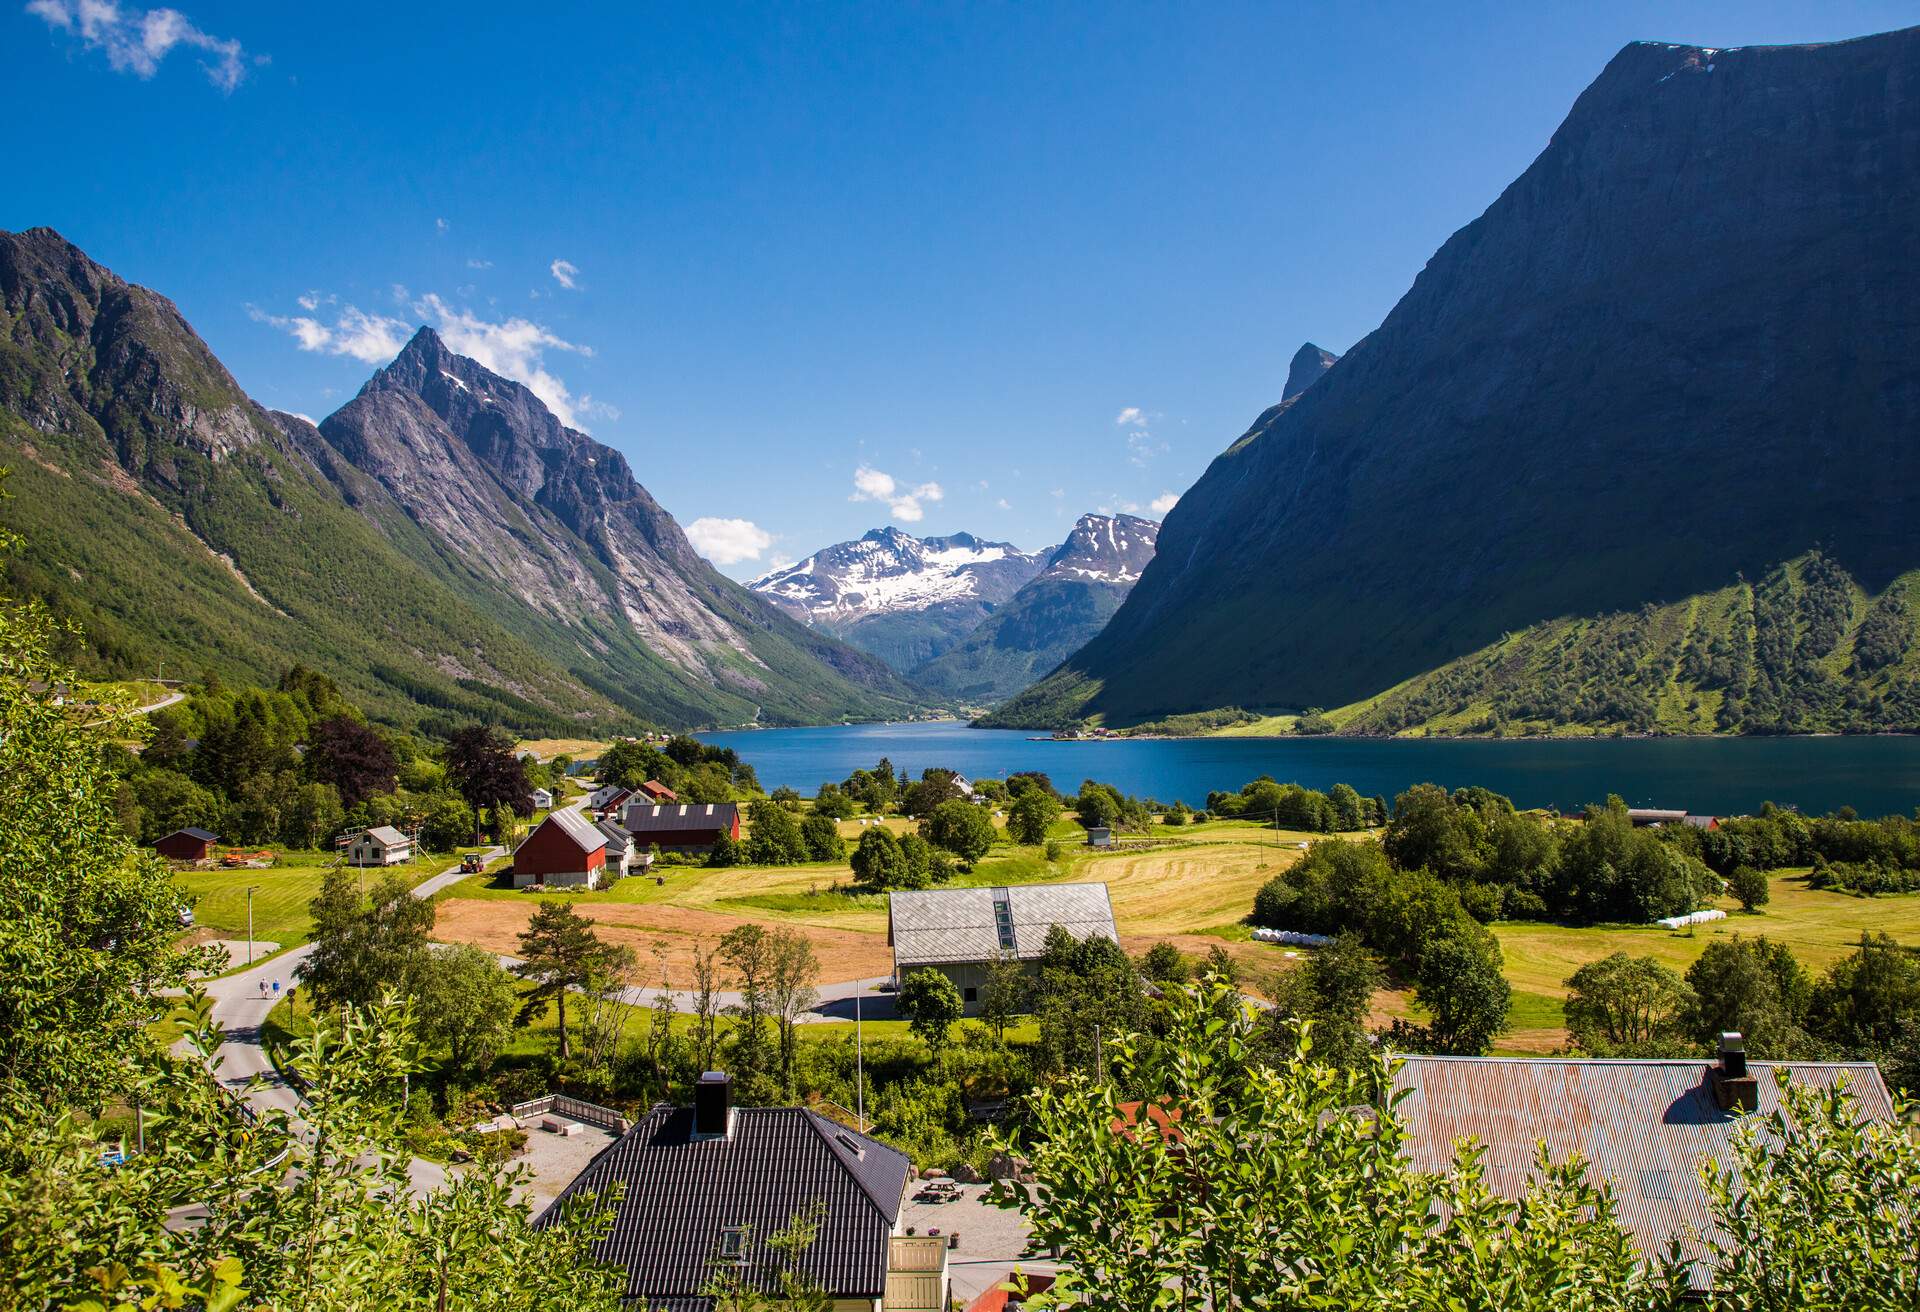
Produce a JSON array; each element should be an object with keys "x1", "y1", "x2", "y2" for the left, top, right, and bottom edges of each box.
[
  {"x1": 594, "y1": 819, "x2": 632, "y2": 854},
  {"x1": 364, "y1": 825, "x2": 410, "y2": 846},
  {"x1": 888, "y1": 882, "x2": 1118, "y2": 968},
  {"x1": 624, "y1": 802, "x2": 739, "y2": 833},
  {"x1": 532, "y1": 806, "x2": 606, "y2": 854},
  {"x1": 169, "y1": 827, "x2": 219, "y2": 843},
  {"x1": 539, "y1": 1105, "x2": 909, "y2": 1307},
  {"x1": 1390, "y1": 1055, "x2": 1896, "y2": 1289}
]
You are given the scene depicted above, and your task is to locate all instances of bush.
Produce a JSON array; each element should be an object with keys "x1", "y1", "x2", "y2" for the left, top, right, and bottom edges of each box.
[
  {"x1": 1008, "y1": 788, "x2": 1062, "y2": 845},
  {"x1": 1500, "y1": 887, "x2": 1549, "y2": 921},
  {"x1": 1728, "y1": 865, "x2": 1771, "y2": 911}
]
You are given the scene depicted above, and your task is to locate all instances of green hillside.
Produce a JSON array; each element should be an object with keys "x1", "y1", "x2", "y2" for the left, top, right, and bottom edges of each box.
[{"x1": 1196, "y1": 554, "x2": 1920, "y2": 738}]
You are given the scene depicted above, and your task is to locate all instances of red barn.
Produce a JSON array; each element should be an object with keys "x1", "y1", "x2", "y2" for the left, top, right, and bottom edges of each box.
[
  {"x1": 512, "y1": 809, "x2": 607, "y2": 888},
  {"x1": 621, "y1": 802, "x2": 740, "y2": 854},
  {"x1": 639, "y1": 779, "x2": 679, "y2": 803},
  {"x1": 154, "y1": 827, "x2": 219, "y2": 862}
]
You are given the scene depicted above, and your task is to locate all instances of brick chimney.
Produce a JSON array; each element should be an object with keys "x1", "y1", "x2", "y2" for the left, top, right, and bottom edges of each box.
[
  {"x1": 694, "y1": 1070, "x2": 734, "y2": 1139},
  {"x1": 1710, "y1": 1032, "x2": 1758, "y2": 1112}
]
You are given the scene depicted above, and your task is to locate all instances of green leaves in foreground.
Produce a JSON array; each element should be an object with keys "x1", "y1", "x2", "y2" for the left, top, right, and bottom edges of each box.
[
  {"x1": 990, "y1": 976, "x2": 1919, "y2": 1311},
  {"x1": 0, "y1": 992, "x2": 629, "y2": 1312}
]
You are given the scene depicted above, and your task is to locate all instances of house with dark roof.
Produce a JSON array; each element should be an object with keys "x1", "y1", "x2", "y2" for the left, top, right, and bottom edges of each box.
[
  {"x1": 621, "y1": 801, "x2": 741, "y2": 854},
  {"x1": 513, "y1": 808, "x2": 608, "y2": 888},
  {"x1": 888, "y1": 882, "x2": 1119, "y2": 1013},
  {"x1": 541, "y1": 1072, "x2": 945, "y2": 1311},
  {"x1": 1390, "y1": 1036, "x2": 1898, "y2": 1291},
  {"x1": 153, "y1": 827, "x2": 219, "y2": 862}
]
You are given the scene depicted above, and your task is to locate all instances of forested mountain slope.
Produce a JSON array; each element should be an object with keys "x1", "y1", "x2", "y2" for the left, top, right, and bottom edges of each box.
[
  {"x1": 0, "y1": 228, "x2": 919, "y2": 731},
  {"x1": 993, "y1": 31, "x2": 1920, "y2": 734}
]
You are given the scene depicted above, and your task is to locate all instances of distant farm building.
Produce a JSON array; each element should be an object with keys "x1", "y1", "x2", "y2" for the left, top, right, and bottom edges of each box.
[
  {"x1": 587, "y1": 783, "x2": 630, "y2": 811},
  {"x1": 1084, "y1": 826, "x2": 1113, "y2": 848},
  {"x1": 887, "y1": 882, "x2": 1119, "y2": 1013},
  {"x1": 621, "y1": 801, "x2": 741, "y2": 854},
  {"x1": 344, "y1": 825, "x2": 413, "y2": 867},
  {"x1": 595, "y1": 819, "x2": 650, "y2": 876},
  {"x1": 512, "y1": 809, "x2": 607, "y2": 888},
  {"x1": 638, "y1": 779, "x2": 679, "y2": 803},
  {"x1": 531, "y1": 787, "x2": 554, "y2": 810},
  {"x1": 154, "y1": 827, "x2": 219, "y2": 862}
]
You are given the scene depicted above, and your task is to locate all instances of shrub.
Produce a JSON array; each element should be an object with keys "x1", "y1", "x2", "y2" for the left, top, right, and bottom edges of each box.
[{"x1": 1728, "y1": 865, "x2": 1771, "y2": 911}]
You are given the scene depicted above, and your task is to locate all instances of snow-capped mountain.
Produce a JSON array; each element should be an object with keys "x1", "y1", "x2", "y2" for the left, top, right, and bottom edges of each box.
[
  {"x1": 750, "y1": 528, "x2": 1048, "y2": 672},
  {"x1": 913, "y1": 514, "x2": 1161, "y2": 705},
  {"x1": 1037, "y1": 512, "x2": 1159, "y2": 586}
]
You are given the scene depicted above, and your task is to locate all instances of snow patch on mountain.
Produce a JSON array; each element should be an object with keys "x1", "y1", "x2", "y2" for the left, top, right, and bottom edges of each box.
[{"x1": 750, "y1": 527, "x2": 1047, "y2": 622}]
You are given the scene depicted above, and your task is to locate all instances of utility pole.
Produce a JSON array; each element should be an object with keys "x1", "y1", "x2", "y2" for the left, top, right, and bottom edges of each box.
[
  {"x1": 854, "y1": 993, "x2": 866, "y2": 1130},
  {"x1": 246, "y1": 885, "x2": 258, "y2": 965}
]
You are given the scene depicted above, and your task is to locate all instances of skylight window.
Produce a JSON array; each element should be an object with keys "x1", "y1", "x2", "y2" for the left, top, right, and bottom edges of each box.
[{"x1": 717, "y1": 1226, "x2": 748, "y2": 1262}]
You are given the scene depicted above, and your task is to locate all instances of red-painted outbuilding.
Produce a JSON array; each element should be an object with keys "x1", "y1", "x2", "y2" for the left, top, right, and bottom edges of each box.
[
  {"x1": 512, "y1": 808, "x2": 607, "y2": 888},
  {"x1": 620, "y1": 801, "x2": 741, "y2": 853},
  {"x1": 154, "y1": 827, "x2": 219, "y2": 862},
  {"x1": 639, "y1": 779, "x2": 679, "y2": 803}
]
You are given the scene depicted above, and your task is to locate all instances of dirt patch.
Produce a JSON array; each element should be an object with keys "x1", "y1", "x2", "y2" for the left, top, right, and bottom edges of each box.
[{"x1": 433, "y1": 897, "x2": 894, "y2": 987}]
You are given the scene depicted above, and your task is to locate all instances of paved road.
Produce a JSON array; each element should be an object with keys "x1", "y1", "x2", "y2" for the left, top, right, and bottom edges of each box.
[{"x1": 185, "y1": 846, "x2": 504, "y2": 1195}]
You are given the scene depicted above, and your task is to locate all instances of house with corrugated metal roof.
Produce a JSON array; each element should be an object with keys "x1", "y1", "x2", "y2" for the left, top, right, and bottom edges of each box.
[
  {"x1": 512, "y1": 808, "x2": 608, "y2": 888},
  {"x1": 621, "y1": 801, "x2": 741, "y2": 853},
  {"x1": 344, "y1": 825, "x2": 412, "y2": 867},
  {"x1": 539, "y1": 1072, "x2": 947, "y2": 1311},
  {"x1": 888, "y1": 882, "x2": 1119, "y2": 1013},
  {"x1": 1390, "y1": 1037, "x2": 1898, "y2": 1292}
]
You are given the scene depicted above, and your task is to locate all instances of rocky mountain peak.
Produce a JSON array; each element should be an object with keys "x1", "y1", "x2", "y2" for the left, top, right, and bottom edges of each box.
[
  {"x1": 1283, "y1": 342, "x2": 1339, "y2": 401},
  {"x1": 751, "y1": 527, "x2": 1047, "y2": 625},
  {"x1": 1043, "y1": 513, "x2": 1160, "y2": 584}
]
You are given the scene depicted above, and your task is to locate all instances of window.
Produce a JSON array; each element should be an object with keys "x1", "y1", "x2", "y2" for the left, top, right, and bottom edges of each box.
[
  {"x1": 964, "y1": 987, "x2": 978, "y2": 1002},
  {"x1": 717, "y1": 1226, "x2": 749, "y2": 1262}
]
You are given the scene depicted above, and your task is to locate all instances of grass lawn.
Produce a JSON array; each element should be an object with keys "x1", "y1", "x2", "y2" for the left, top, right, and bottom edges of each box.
[
  {"x1": 1490, "y1": 868, "x2": 1920, "y2": 1000},
  {"x1": 174, "y1": 844, "x2": 480, "y2": 956}
]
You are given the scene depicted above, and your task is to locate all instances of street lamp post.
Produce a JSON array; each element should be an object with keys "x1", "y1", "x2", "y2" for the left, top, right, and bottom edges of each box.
[{"x1": 246, "y1": 885, "x2": 258, "y2": 965}]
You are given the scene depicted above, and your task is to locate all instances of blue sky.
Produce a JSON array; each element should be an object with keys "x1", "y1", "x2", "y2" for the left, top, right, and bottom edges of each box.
[{"x1": 8, "y1": 2, "x2": 1914, "y2": 579}]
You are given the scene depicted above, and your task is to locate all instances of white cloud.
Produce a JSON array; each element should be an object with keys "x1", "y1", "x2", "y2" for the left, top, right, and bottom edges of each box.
[
  {"x1": 1114, "y1": 406, "x2": 1147, "y2": 428},
  {"x1": 466, "y1": 258, "x2": 492, "y2": 270},
  {"x1": 287, "y1": 411, "x2": 316, "y2": 424},
  {"x1": 996, "y1": 498, "x2": 1011, "y2": 511},
  {"x1": 435, "y1": 217, "x2": 449, "y2": 235},
  {"x1": 254, "y1": 275, "x2": 608, "y2": 429},
  {"x1": 1150, "y1": 491, "x2": 1179, "y2": 516},
  {"x1": 849, "y1": 465, "x2": 943, "y2": 523},
  {"x1": 29, "y1": 0, "x2": 258, "y2": 91},
  {"x1": 247, "y1": 302, "x2": 412, "y2": 365},
  {"x1": 685, "y1": 517, "x2": 774, "y2": 565},
  {"x1": 549, "y1": 259, "x2": 580, "y2": 290},
  {"x1": 414, "y1": 293, "x2": 594, "y2": 428},
  {"x1": 1049, "y1": 488, "x2": 1065, "y2": 499}
]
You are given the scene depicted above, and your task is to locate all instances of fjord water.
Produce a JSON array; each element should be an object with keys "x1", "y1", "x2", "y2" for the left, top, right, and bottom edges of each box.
[{"x1": 700, "y1": 722, "x2": 1920, "y2": 818}]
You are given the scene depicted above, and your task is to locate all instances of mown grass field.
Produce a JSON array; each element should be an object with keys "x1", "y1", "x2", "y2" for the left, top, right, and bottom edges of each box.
[
  {"x1": 427, "y1": 815, "x2": 1323, "y2": 988},
  {"x1": 172, "y1": 843, "x2": 490, "y2": 960}
]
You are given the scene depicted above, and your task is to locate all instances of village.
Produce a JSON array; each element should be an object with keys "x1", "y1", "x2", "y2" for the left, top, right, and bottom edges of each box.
[{"x1": 138, "y1": 740, "x2": 1918, "y2": 1310}]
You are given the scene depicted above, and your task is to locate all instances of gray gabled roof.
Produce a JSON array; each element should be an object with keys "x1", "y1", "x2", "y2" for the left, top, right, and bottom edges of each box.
[
  {"x1": 532, "y1": 806, "x2": 606, "y2": 855},
  {"x1": 539, "y1": 1105, "x2": 909, "y2": 1307},
  {"x1": 595, "y1": 819, "x2": 632, "y2": 855},
  {"x1": 365, "y1": 825, "x2": 410, "y2": 846},
  {"x1": 888, "y1": 881, "x2": 1118, "y2": 968},
  {"x1": 1390, "y1": 1056, "x2": 1896, "y2": 1290},
  {"x1": 170, "y1": 827, "x2": 219, "y2": 843}
]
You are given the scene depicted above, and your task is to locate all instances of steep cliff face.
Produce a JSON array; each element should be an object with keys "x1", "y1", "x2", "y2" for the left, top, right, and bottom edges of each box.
[
  {"x1": 0, "y1": 231, "x2": 921, "y2": 730},
  {"x1": 310, "y1": 328, "x2": 922, "y2": 726},
  {"x1": 750, "y1": 527, "x2": 1047, "y2": 671},
  {"x1": 917, "y1": 514, "x2": 1159, "y2": 705},
  {"x1": 996, "y1": 30, "x2": 1920, "y2": 730}
]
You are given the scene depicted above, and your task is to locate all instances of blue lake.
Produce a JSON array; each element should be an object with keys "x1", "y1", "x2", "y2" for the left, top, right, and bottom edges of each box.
[{"x1": 698, "y1": 721, "x2": 1920, "y2": 818}]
